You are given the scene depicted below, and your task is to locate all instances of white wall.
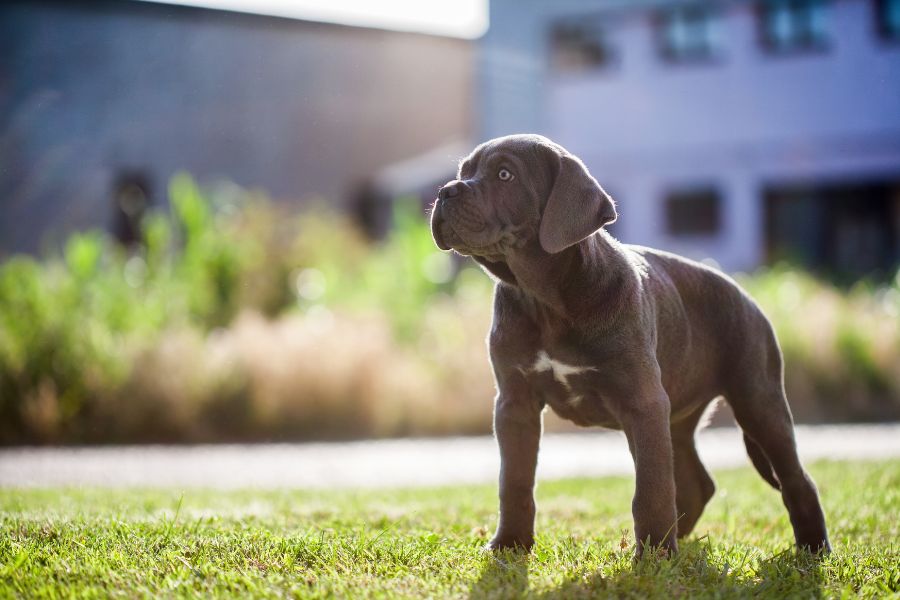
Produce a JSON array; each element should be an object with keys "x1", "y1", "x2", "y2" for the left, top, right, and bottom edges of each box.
[{"x1": 482, "y1": 0, "x2": 900, "y2": 270}]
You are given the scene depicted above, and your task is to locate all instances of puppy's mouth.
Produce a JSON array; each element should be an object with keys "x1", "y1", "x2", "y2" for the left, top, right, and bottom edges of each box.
[
  {"x1": 435, "y1": 223, "x2": 480, "y2": 257},
  {"x1": 430, "y1": 208, "x2": 459, "y2": 251},
  {"x1": 431, "y1": 202, "x2": 507, "y2": 258}
]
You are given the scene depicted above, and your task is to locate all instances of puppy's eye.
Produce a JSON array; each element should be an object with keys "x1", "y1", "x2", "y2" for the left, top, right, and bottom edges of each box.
[{"x1": 498, "y1": 168, "x2": 514, "y2": 182}]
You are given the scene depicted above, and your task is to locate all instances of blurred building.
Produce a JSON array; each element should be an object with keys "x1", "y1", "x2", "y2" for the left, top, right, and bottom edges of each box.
[
  {"x1": 0, "y1": 0, "x2": 473, "y2": 254},
  {"x1": 356, "y1": 139, "x2": 472, "y2": 238},
  {"x1": 482, "y1": 0, "x2": 900, "y2": 275}
]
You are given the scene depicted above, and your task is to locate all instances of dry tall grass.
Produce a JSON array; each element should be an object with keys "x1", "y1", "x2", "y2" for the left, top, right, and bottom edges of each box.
[
  {"x1": 85, "y1": 296, "x2": 497, "y2": 443},
  {"x1": 84, "y1": 267, "x2": 898, "y2": 443},
  {"x1": 741, "y1": 268, "x2": 900, "y2": 422},
  {"x1": 2, "y1": 178, "x2": 897, "y2": 444}
]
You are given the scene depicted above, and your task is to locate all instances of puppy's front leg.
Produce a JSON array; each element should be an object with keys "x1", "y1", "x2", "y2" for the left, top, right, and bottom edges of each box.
[
  {"x1": 620, "y1": 387, "x2": 679, "y2": 558},
  {"x1": 488, "y1": 382, "x2": 542, "y2": 552}
]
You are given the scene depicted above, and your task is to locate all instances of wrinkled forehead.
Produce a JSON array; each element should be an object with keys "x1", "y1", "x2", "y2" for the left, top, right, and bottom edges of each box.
[{"x1": 458, "y1": 135, "x2": 555, "y2": 177}]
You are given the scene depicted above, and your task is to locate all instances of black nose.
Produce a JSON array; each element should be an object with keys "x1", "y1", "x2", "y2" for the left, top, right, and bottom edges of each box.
[{"x1": 438, "y1": 181, "x2": 463, "y2": 201}]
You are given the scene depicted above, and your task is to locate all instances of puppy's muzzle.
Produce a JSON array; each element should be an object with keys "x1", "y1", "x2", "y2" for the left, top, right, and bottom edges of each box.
[
  {"x1": 431, "y1": 201, "x2": 452, "y2": 250},
  {"x1": 438, "y1": 180, "x2": 466, "y2": 201},
  {"x1": 432, "y1": 180, "x2": 472, "y2": 251},
  {"x1": 433, "y1": 180, "x2": 513, "y2": 257}
]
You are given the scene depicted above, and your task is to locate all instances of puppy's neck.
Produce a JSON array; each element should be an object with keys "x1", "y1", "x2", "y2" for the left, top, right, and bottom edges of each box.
[{"x1": 503, "y1": 230, "x2": 635, "y2": 321}]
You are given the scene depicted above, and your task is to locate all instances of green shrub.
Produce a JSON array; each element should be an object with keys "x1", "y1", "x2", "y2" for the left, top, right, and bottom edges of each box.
[
  {"x1": 739, "y1": 266, "x2": 900, "y2": 422},
  {"x1": 0, "y1": 175, "x2": 897, "y2": 444}
]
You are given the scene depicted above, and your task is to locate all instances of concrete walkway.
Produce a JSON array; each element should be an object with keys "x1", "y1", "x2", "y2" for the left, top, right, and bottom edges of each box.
[{"x1": 1, "y1": 424, "x2": 898, "y2": 489}]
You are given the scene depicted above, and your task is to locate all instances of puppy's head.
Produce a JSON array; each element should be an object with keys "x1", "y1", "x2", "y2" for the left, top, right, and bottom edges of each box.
[{"x1": 431, "y1": 134, "x2": 616, "y2": 259}]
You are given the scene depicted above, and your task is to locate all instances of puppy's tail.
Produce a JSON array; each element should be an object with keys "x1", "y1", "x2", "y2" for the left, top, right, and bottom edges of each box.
[{"x1": 743, "y1": 433, "x2": 781, "y2": 490}]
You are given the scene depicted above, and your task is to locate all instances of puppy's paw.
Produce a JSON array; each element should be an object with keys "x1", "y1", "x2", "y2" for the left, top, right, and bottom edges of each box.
[
  {"x1": 798, "y1": 537, "x2": 832, "y2": 556},
  {"x1": 485, "y1": 534, "x2": 534, "y2": 553},
  {"x1": 634, "y1": 537, "x2": 678, "y2": 561}
]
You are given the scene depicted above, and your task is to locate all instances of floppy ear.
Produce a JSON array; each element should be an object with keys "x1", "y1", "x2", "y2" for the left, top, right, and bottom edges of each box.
[{"x1": 538, "y1": 152, "x2": 617, "y2": 254}]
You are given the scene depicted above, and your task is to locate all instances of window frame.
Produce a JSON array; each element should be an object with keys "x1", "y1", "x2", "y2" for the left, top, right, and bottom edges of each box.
[
  {"x1": 758, "y1": 0, "x2": 830, "y2": 55},
  {"x1": 875, "y1": 0, "x2": 900, "y2": 41},
  {"x1": 656, "y1": 5, "x2": 721, "y2": 64},
  {"x1": 663, "y1": 185, "x2": 724, "y2": 238},
  {"x1": 548, "y1": 17, "x2": 619, "y2": 75}
]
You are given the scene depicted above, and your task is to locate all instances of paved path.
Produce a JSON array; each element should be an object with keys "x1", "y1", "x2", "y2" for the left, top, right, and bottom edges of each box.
[{"x1": 1, "y1": 424, "x2": 898, "y2": 489}]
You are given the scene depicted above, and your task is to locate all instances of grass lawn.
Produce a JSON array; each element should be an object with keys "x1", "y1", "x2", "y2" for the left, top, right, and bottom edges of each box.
[{"x1": 1, "y1": 459, "x2": 898, "y2": 598}]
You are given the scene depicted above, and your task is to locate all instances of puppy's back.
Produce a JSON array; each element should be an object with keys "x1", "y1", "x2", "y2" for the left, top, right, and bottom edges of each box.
[{"x1": 626, "y1": 245, "x2": 779, "y2": 388}]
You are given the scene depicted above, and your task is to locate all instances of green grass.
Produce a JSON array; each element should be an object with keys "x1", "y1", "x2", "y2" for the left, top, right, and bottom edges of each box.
[{"x1": 1, "y1": 460, "x2": 898, "y2": 598}]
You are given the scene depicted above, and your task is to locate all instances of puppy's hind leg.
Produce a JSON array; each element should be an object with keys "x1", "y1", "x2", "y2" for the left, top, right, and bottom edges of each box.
[
  {"x1": 725, "y1": 335, "x2": 830, "y2": 553},
  {"x1": 671, "y1": 401, "x2": 717, "y2": 539}
]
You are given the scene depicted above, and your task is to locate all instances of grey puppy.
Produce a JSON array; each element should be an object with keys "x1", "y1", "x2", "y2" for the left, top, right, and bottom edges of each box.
[{"x1": 430, "y1": 134, "x2": 830, "y2": 558}]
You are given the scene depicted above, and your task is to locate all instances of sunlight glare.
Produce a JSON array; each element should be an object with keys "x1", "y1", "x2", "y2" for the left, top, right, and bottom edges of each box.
[{"x1": 135, "y1": 0, "x2": 488, "y2": 38}]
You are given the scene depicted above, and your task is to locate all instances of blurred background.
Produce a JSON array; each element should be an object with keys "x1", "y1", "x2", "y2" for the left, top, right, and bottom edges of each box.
[{"x1": 0, "y1": 0, "x2": 898, "y2": 445}]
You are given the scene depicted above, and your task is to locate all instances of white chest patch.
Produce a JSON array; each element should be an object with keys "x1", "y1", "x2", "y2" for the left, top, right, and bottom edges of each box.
[{"x1": 527, "y1": 351, "x2": 596, "y2": 392}]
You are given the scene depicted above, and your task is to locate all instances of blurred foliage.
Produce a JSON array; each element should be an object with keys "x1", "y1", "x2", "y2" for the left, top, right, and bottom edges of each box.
[
  {"x1": 739, "y1": 267, "x2": 900, "y2": 423},
  {"x1": 0, "y1": 174, "x2": 898, "y2": 444},
  {"x1": 0, "y1": 174, "x2": 491, "y2": 443}
]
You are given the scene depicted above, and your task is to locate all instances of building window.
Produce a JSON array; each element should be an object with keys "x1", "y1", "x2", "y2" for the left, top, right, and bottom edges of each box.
[
  {"x1": 658, "y1": 7, "x2": 719, "y2": 62},
  {"x1": 549, "y1": 20, "x2": 616, "y2": 73},
  {"x1": 764, "y1": 181, "x2": 899, "y2": 277},
  {"x1": 664, "y1": 187, "x2": 722, "y2": 236},
  {"x1": 759, "y1": 0, "x2": 829, "y2": 53},
  {"x1": 876, "y1": 0, "x2": 900, "y2": 40}
]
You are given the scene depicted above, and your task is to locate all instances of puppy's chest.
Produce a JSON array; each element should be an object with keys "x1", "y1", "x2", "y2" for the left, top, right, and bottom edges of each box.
[{"x1": 516, "y1": 349, "x2": 619, "y2": 429}]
